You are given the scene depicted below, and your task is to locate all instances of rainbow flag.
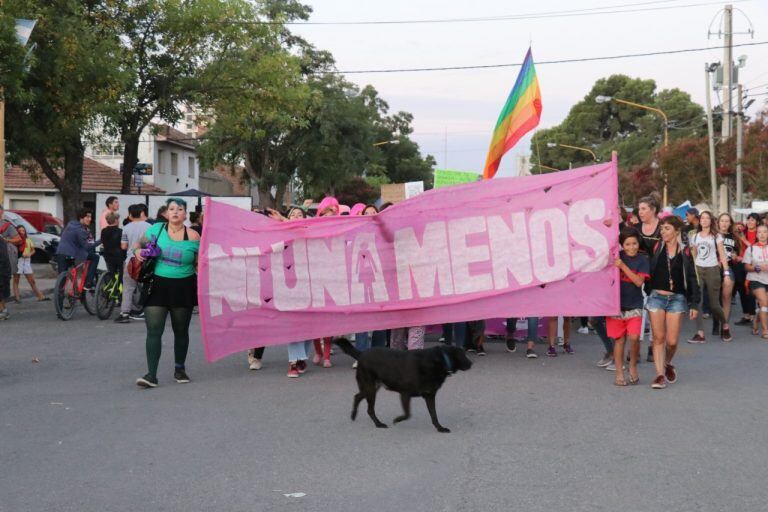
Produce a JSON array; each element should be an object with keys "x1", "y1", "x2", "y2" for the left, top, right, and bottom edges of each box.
[{"x1": 483, "y1": 48, "x2": 542, "y2": 179}]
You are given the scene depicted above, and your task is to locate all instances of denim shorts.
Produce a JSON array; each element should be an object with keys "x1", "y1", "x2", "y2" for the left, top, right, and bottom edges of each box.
[{"x1": 646, "y1": 291, "x2": 688, "y2": 314}]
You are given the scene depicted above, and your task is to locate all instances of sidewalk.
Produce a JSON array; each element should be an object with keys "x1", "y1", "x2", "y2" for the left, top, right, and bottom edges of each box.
[{"x1": 16, "y1": 263, "x2": 57, "y2": 300}]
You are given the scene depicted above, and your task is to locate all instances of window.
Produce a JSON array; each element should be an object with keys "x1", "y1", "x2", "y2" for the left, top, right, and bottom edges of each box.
[
  {"x1": 171, "y1": 152, "x2": 178, "y2": 176},
  {"x1": 188, "y1": 156, "x2": 195, "y2": 178},
  {"x1": 158, "y1": 150, "x2": 165, "y2": 173}
]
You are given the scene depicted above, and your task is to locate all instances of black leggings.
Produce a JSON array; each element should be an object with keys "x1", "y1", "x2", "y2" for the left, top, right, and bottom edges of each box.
[{"x1": 144, "y1": 306, "x2": 193, "y2": 378}]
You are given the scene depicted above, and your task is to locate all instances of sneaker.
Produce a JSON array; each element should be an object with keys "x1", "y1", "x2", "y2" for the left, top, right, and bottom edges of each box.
[
  {"x1": 506, "y1": 338, "x2": 517, "y2": 353},
  {"x1": 606, "y1": 362, "x2": 626, "y2": 371},
  {"x1": 721, "y1": 327, "x2": 734, "y2": 342},
  {"x1": 712, "y1": 321, "x2": 721, "y2": 336},
  {"x1": 352, "y1": 361, "x2": 358, "y2": 369},
  {"x1": 0, "y1": 310, "x2": 10, "y2": 321},
  {"x1": 646, "y1": 347, "x2": 654, "y2": 362},
  {"x1": 249, "y1": 358, "x2": 262, "y2": 371},
  {"x1": 476, "y1": 346, "x2": 487, "y2": 356},
  {"x1": 563, "y1": 343, "x2": 574, "y2": 355},
  {"x1": 702, "y1": 313, "x2": 711, "y2": 319},
  {"x1": 129, "y1": 311, "x2": 145, "y2": 321},
  {"x1": 664, "y1": 364, "x2": 677, "y2": 384},
  {"x1": 465, "y1": 346, "x2": 476, "y2": 353},
  {"x1": 687, "y1": 334, "x2": 706, "y2": 344},
  {"x1": 136, "y1": 374, "x2": 158, "y2": 388},
  {"x1": 596, "y1": 354, "x2": 612, "y2": 368},
  {"x1": 577, "y1": 326, "x2": 589, "y2": 334},
  {"x1": 735, "y1": 317, "x2": 752, "y2": 326},
  {"x1": 526, "y1": 348, "x2": 538, "y2": 359},
  {"x1": 174, "y1": 369, "x2": 190, "y2": 383},
  {"x1": 296, "y1": 360, "x2": 307, "y2": 374},
  {"x1": 557, "y1": 337, "x2": 564, "y2": 346},
  {"x1": 114, "y1": 313, "x2": 130, "y2": 323},
  {"x1": 287, "y1": 363, "x2": 300, "y2": 378},
  {"x1": 323, "y1": 359, "x2": 332, "y2": 368},
  {"x1": 546, "y1": 346, "x2": 557, "y2": 357},
  {"x1": 651, "y1": 375, "x2": 667, "y2": 389}
]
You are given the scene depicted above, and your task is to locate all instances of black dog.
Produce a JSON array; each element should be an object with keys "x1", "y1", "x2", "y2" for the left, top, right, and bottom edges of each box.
[{"x1": 335, "y1": 339, "x2": 472, "y2": 433}]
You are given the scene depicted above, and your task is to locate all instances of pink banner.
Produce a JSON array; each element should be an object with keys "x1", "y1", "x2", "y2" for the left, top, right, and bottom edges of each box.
[{"x1": 198, "y1": 160, "x2": 620, "y2": 362}]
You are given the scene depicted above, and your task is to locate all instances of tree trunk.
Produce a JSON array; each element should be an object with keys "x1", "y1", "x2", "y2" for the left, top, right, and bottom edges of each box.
[
  {"x1": 61, "y1": 138, "x2": 85, "y2": 223},
  {"x1": 121, "y1": 132, "x2": 141, "y2": 194},
  {"x1": 274, "y1": 181, "x2": 287, "y2": 209},
  {"x1": 257, "y1": 185, "x2": 274, "y2": 208}
]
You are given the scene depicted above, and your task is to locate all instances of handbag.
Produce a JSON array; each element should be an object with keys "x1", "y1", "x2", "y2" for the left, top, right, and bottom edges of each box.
[{"x1": 128, "y1": 224, "x2": 165, "y2": 283}]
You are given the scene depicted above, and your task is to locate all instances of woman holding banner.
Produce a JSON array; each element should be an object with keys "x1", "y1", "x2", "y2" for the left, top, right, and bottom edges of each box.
[{"x1": 645, "y1": 216, "x2": 700, "y2": 390}]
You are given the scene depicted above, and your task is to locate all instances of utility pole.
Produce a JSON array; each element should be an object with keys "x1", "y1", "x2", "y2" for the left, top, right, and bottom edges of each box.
[
  {"x1": 705, "y1": 64, "x2": 718, "y2": 210},
  {"x1": 443, "y1": 127, "x2": 448, "y2": 169},
  {"x1": 736, "y1": 84, "x2": 744, "y2": 210},
  {"x1": 722, "y1": 4, "x2": 733, "y2": 141},
  {"x1": 0, "y1": 89, "x2": 5, "y2": 207}
]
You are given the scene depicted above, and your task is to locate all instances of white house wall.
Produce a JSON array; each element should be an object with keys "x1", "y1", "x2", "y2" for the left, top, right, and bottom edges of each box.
[{"x1": 3, "y1": 191, "x2": 63, "y2": 218}]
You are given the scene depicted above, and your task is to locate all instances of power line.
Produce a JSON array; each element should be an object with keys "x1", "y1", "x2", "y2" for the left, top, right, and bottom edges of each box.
[
  {"x1": 276, "y1": 0, "x2": 746, "y2": 26},
  {"x1": 335, "y1": 40, "x2": 768, "y2": 74}
]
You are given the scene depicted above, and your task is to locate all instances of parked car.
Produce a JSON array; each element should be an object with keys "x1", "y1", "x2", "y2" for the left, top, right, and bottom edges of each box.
[
  {"x1": 11, "y1": 209, "x2": 63, "y2": 236},
  {"x1": 2, "y1": 210, "x2": 61, "y2": 263}
]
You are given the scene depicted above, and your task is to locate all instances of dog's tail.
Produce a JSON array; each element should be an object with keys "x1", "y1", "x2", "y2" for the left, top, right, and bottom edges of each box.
[{"x1": 334, "y1": 338, "x2": 361, "y2": 360}]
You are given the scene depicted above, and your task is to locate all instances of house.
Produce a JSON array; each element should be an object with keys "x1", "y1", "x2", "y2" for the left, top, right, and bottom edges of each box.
[
  {"x1": 86, "y1": 123, "x2": 200, "y2": 194},
  {"x1": 2, "y1": 158, "x2": 165, "y2": 218}
]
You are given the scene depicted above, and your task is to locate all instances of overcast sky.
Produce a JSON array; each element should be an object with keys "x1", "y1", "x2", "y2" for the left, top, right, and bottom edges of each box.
[{"x1": 292, "y1": 0, "x2": 768, "y2": 177}]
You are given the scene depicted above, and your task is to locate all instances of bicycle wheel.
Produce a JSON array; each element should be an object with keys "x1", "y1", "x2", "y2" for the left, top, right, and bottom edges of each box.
[
  {"x1": 95, "y1": 272, "x2": 117, "y2": 320},
  {"x1": 81, "y1": 277, "x2": 98, "y2": 316},
  {"x1": 54, "y1": 272, "x2": 77, "y2": 321}
]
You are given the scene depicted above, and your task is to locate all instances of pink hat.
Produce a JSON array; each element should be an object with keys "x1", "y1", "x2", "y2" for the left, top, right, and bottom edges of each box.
[
  {"x1": 339, "y1": 204, "x2": 351, "y2": 215},
  {"x1": 317, "y1": 196, "x2": 339, "y2": 216},
  {"x1": 350, "y1": 203, "x2": 366, "y2": 216}
]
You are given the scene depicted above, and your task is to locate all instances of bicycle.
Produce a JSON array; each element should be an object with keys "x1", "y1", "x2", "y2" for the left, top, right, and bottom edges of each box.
[
  {"x1": 95, "y1": 269, "x2": 123, "y2": 320},
  {"x1": 53, "y1": 258, "x2": 98, "y2": 320}
]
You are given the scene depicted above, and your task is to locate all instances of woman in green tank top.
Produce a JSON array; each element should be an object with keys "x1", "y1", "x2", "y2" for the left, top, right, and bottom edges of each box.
[{"x1": 135, "y1": 198, "x2": 200, "y2": 389}]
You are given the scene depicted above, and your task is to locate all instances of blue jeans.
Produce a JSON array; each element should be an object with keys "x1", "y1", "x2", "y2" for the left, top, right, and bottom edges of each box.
[
  {"x1": 646, "y1": 291, "x2": 688, "y2": 314},
  {"x1": 507, "y1": 317, "x2": 539, "y2": 342},
  {"x1": 355, "y1": 331, "x2": 387, "y2": 351},
  {"x1": 287, "y1": 340, "x2": 311, "y2": 362},
  {"x1": 444, "y1": 322, "x2": 467, "y2": 348}
]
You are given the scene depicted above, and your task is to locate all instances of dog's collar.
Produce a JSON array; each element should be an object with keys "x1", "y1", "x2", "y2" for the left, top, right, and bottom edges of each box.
[{"x1": 441, "y1": 349, "x2": 454, "y2": 374}]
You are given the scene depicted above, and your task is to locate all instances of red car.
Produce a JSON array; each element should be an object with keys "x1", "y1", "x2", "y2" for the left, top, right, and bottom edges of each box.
[{"x1": 11, "y1": 209, "x2": 64, "y2": 236}]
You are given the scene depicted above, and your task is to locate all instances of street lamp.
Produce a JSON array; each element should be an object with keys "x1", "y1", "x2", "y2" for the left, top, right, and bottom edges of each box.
[
  {"x1": 545, "y1": 142, "x2": 598, "y2": 162},
  {"x1": 595, "y1": 95, "x2": 669, "y2": 205},
  {"x1": 373, "y1": 140, "x2": 400, "y2": 147}
]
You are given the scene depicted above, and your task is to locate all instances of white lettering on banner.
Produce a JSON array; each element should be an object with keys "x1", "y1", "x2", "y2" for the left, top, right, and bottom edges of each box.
[
  {"x1": 272, "y1": 239, "x2": 312, "y2": 311},
  {"x1": 488, "y1": 212, "x2": 533, "y2": 289},
  {"x1": 205, "y1": 198, "x2": 612, "y2": 317},
  {"x1": 448, "y1": 216, "x2": 493, "y2": 294},
  {"x1": 529, "y1": 208, "x2": 571, "y2": 283},
  {"x1": 568, "y1": 199, "x2": 610, "y2": 272},
  {"x1": 350, "y1": 232, "x2": 389, "y2": 304},
  {"x1": 208, "y1": 243, "x2": 257, "y2": 316},
  {"x1": 307, "y1": 236, "x2": 351, "y2": 307},
  {"x1": 394, "y1": 221, "x2": 455, "y2": 300}
]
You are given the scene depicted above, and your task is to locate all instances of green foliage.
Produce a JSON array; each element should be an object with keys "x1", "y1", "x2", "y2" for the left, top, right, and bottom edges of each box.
[
  {"x1": 1, "y1": 0, "x2": 122, "y2": 220},
  {"x1": 531, "y1": 74, "x2": 706, "y2": 171}
]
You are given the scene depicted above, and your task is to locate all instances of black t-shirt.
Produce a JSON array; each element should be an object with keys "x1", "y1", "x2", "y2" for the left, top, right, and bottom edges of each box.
[
  {"x1": 619, "y1": 252, "x2": 650, "y2": 309},
  {"x1": 718, "y1": 233, "x2": 739, "y2": 262},
  {"x1": 650, "y1": 248, "x2": 686, "y2": 293},
  {"x1": 101, "y1": 226, "x2": 124, "y2": 260},
  {"x1": 639, "y1": 222, "x2": 661, "y2": 254}
]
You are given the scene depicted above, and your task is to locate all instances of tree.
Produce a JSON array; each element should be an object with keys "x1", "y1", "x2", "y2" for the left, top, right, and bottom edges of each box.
[
  {"x1": 100, "y1": 0, "x2": 281, "y2": 193},
  {"x1": 531, "y1": 75, "x2": 706, "y2": 171},
  {"x1": 624, "y1": 111, "x2": 768, "y2": 207},
  {"x1": 1, "y1": 1, "x2": 121, "y2": 221}
]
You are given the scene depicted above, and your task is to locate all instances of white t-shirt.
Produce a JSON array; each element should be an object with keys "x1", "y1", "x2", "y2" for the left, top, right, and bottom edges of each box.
[
  {"x1": 743, "y1": 244, "x2": 768, "y2": 285},
  {"x1": 121, "y1": 221, "x2": 151, "y2": 262},
  {"x1": 690, "y1": 232, "x2": 719, "y2": 267}
]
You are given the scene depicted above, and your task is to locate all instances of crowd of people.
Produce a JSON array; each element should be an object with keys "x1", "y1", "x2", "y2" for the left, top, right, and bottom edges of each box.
[{"x1": 2, "y1": 191, "x2": 768, "y2": 392}]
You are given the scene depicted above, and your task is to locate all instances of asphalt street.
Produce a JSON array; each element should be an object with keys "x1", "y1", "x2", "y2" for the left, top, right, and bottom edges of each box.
[{"x1": 2, "y1": 300, "x2": 768, "y2": 512}]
